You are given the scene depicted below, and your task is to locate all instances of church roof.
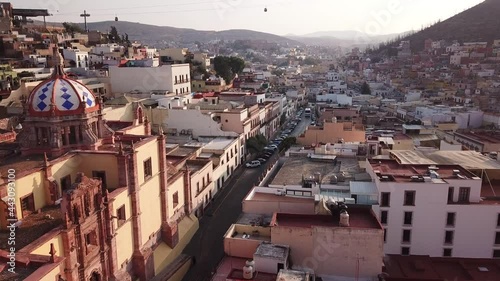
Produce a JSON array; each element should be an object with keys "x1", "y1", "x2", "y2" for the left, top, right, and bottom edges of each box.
[{"x1": 27, "y1": 50, "x2": 99, "y2": 117}]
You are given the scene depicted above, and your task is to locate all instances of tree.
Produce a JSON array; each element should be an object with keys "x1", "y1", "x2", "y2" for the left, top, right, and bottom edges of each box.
[
  {"x1": 62, "y1": 22, "x2": 84, "y2": 37},
  {"x1": 109, "y1": 26, "x2": 121, "y2": 43},
  {"x1": 213, "y1": 56, "x2": 245, "y2": 84},
  {"x1": 361, "y1": 82, "x2": 371, "y2": 95},
  {"x1": 246, "y1": 134, "x2": 268, "y2": 155},
  {"x1": 302, "y1": 57, "x2": 318, "y2": 65},
  {"x1": 279, "y1": 137, "x2": 297, "y2": 151}
]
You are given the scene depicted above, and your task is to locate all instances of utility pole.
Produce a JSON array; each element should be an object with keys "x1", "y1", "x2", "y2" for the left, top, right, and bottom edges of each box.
[{"x1": 80, "y1": 10, "x2": 90, "y2": 32}]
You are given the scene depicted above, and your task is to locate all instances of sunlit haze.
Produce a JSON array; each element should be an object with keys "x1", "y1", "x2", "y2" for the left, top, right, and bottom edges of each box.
[{"x1": 9, "y1": 0, "x2": 484, "y2": 35}]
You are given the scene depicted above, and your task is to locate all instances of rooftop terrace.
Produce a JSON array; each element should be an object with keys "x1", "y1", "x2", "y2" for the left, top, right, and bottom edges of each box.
[
  {"x1": 271, "y1": 156, "x2": 361, "y2": 187},
  {"x1": 384, "y1": 255, "x2": 500, "y2": 281},
  {"x1": 272, "y1": 207, "x2": 381, "y2": 230},
  {"x1": 369, "y1": 159, "x2": 478, "y2": 183}
]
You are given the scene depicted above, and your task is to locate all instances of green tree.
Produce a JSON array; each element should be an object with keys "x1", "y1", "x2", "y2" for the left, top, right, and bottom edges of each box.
[
  {"x1": 246, "y1": 134, "x2": 268, "y2": 155},
  {"x1": 213, "y1": 56, "x2": 245, "y2": 84},
  {"x1": 62, "y1": 22, "x2": 84, "y2": 37},
  {"x1": 109, "y1": 26, "x2": 121, "y2": 43},
  {"x1": 279, "y1": 137, "x2": 297, "y2": 151},
  {"x1": 361, "y1": 82, "x2": 371, "y2": 95},
  {"x1": 302, "y1": 57, "x2": 318, "y2": 65}
]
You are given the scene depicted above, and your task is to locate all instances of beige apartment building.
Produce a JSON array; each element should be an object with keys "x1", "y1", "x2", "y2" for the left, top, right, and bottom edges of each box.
[{"x1": 297, "y1": 120, "x2": 365, "y2": 146}]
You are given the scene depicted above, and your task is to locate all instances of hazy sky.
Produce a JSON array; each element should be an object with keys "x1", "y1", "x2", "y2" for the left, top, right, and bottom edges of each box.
[{"x1": 10, "y1": 0, "x2": 483, "y2": 35}]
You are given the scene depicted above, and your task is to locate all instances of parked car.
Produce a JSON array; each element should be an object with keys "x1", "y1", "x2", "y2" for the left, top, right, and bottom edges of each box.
[
  {"x1": 269, "y1": 144, "x2": 278, "y2": 150},
  {"x1": 257, "y1": 158, "x2": 267, "y2": 163},
  {"x1": 245, "y1": 161, "x2": 261, "y2": 168}
]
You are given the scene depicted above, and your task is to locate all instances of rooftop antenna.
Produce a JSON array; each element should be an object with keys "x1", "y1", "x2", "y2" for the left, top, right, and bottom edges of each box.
[{"x1": 80, "y1": 10, "x2": 90, "y2": 32}]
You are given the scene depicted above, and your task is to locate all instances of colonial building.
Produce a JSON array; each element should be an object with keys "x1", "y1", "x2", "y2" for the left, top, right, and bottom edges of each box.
[{"x1": 0, "y1": 52, "x2": 198, "y2": 280}]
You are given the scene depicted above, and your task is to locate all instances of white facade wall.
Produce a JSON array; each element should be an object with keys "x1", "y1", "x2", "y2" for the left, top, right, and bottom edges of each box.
[
  {"x1": 368, "y1": 164, "x2": 500, "y2": 259},
  {"x1": 316, "y1": 94, "x2": 352, "y2": 106},
  {"x1": 153, "y1": 108, "x2": 237, "y2": 138},
  {"x1": 405, "y1": 91, "x2": 422, "y2": 102},
  {"x1": 109, "y1": 64, "x2": 191, "y2": 94},
  {"x1": 62, "y1": 49, "x2": 89, "y2": 68}
]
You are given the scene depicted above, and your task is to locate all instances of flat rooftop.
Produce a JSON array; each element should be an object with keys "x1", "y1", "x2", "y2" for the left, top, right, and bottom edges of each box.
[
  {"x1": 203, "y1": 137, "x2": 236, "y2": 151},
  {"x1": 166, "y1": 146, "x2": 199, "y2": 157},
  {"x1": 254, "y1": 242, "x2": 289, "y2": 260},
  {"x1": 271, "y1": 156, "x2": 361, "y2": 186},
  {"x1": 384, "y1": 255, "x2": 500, "y2": 281},
  {"x1": 369, "y1": 159, "x2": 478, "y2": 183},
  {"x1": 391, "y1": 150, "x2": 500, "y2": 170},
  {"x1": 455, "y1": 131, "x2": 500, "y2": 144},
  {"x1": 210, "y1": 257, "x2": 277, "y2": 281},
  {"x1": 277, "y1": 270, "x2": 310, "y2": 281},
  {"x1": 272, "y1": 208, "x2": 382, "y2": 230}
]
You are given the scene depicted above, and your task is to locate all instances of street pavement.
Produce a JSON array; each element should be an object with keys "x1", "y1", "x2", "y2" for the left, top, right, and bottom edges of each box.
[{"x1": 181, "y1": 114, "x2": 308, "y2": 281}]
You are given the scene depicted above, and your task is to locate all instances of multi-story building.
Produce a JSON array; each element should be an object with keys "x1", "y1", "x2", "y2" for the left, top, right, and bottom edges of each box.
[
  {"x1": 296, "y1": 119, "x2": 365, "y2": 146},
  {"x1": 0, "y1": 54, "x2": 198, "y2": 281},
  {"x1": 62, "y1": 48, "x2": 89, "y2": 68},
  {"x1": 367, "y1": 159, "x2": 500, "y2": 259},
  {"x1": 109, "y1": 64, "x2": 191, "y2": 95}
]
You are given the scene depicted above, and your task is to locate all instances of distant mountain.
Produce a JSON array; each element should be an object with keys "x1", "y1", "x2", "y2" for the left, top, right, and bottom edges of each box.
[
  {"x1": 286, "y1": 31, "x2": 403, "y2": 48},
  {"x1": 374, "y1": 0, "x2": 500, "y2": 53},
  {"x1": 76, "y1": 21, "x2": 303, "y2": 47}
]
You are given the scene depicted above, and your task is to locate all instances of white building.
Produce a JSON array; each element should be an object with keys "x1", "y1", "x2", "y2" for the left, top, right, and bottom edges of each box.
[
  {"x1": 199, "y1": 137, "x2": 240, "y2": 191},
  {"x1": 109, "y1": 64, "x2": 191, "y2": 94},
  {"x1": 62, "y1": 48, "x2": 89, "y2": 68},
  {"x1": 415, "y1": 105, "x2": 483, "y2": 129},
  {"x1": 368, "y1": 159, "x2": 500, "y2": 259},
  {"x1": 405, "y1": 90, "x2": 422, "y2": 102},
  {"x1": 316, "y1": 93, "x2": 352, "y2": 106}
]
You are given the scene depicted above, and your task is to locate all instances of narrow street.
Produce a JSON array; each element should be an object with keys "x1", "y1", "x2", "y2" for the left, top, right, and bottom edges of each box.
[{"x1": 181, "y1": 113, "x2": 308, "y2": 281}]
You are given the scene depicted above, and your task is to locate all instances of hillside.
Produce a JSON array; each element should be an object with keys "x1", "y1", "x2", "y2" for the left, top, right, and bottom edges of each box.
[
  {"x1": 287, "y1": 32, "x2": 402, "y2": 48},
  {"x1": 77, "y1": 21, "x2": 302, "y2": 47},
  {"x1": 375, "y1": 0, "x2": 500, "y2": 53}
]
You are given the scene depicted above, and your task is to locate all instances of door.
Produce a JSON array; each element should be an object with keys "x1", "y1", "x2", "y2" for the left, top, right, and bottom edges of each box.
[{"x1": 92, "y1": 171, "x2": 107, "y2": 189}]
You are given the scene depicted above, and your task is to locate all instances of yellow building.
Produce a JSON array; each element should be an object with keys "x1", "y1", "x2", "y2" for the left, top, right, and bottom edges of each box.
[{"x1": 0, "y1": 52, "x2": 198, "y2": 281}]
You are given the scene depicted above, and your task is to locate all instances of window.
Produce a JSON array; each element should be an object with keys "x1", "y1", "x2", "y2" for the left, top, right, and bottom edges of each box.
[
  {"x1": 92, "y1": 171, "x2": 107, "y2": 189},
  {"x1": 497, "y1": 214, "x2": 500, "y2": 227},
  {"x1": 445, "y1": 230, "x2": 454, "y2": 244},
  {"x1": 207, "y1": 174, "x2": 209, "y2": 184},
  {"x1": 380, "y1": 192, "x2": 390, "y2": 207},
  {"x1": 446, "y1": 212, "x2": 456, "y2": 227},
  {"x1": 403, "y1": 211, "x2": 413, "y2": 225},
  {"x1": 117, "y1": 205, "x2": 126, "y2": 227},
  {"x1": 196, "y1": 182, "x2": 200, "y2": 193},
  {"x1": 494, "y1": 250, "x2": 500, "y2": 258},
  {"x1": 404, "y1": 191, "x2": 416, "y2": 206},
  {"x1": 495, "y1": 232, "x2": 500, "y2": 245},
  {"x1": 20, "y1": 194, "x2": 35, "y2": 217},
  {"x1": 60, "y1": 175, "x2": 72, "y2": 192},
  {"x1": 144, "y1": 158, "x2": 152, "y2": 180},
  {"x1": 402, "y1": 229, "x2": 411, "y2": 243},
  {"x1": 85, "y1": 230, "x2": 97, "y2": 246},
  {"x1": 380, "y1": 210, "x2": 388, "y2": 224},
  {"x1": 447, "y1": 187, "x2": 454, "y2": 202},
  {"x1": 458, "y1": 187, "x2": 470, "y2": 202},
  {"x1": 443, "y1": 248, "x2": 452, "y2": 257},
  {"x1": 384, "y1": 229, "x2": 387, "y2": 243},
  {"x1": 173, "y1": 192, "x2": 179, "y2": 208},
  {"x1": 401, "y1": 247, "x2": 410, "y2": 256}
]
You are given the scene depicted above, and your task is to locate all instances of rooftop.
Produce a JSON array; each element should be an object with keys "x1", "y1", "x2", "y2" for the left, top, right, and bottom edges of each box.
[
  {"x1": 0, "y1": 205, "x2": 63, "y2": 251},
  {"x1": 270, "y1": 156, "x2": 361, "y2": 186},
  {"x1": 203, "y1": 137, "x2": 236, "y2": 151},
  {"x1": 390, "y1": 150, "x2": 500, "y2": 170},
  {"x1": 276, "y1": 270, "x2": 310, "y2": 281},
  {"x1": 254, "y1": 242, "x2": 289, "y2": 260},
  {"x1": 455, "y1": 131, "x2": 500, "y2": 144},
  {"x1": 272, "y1": 208, "x2": 381, "y2": 230},
  {"x1": 210, "y1": 257, "x2": 277, "y2": 281},
  {"x1": 384, "y1": 255, "x2": 500, "y2": 281},
  {"x1": 369, "y1": 159, "x2": 478, "y2": 183}
]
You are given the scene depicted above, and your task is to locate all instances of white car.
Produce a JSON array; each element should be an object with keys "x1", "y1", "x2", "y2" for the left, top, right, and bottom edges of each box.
[{"x1": 246, "y1": 161, "x2": 261, "y2": 168}]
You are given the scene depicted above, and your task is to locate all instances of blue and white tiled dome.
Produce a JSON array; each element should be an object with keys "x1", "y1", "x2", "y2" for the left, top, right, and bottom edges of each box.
[
  {"x1": 27, "y1": 62, "x2": 99, "y2": 117},
  {"x1": 30, "y1": 78, "x2": 97, "y2": 113}
]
